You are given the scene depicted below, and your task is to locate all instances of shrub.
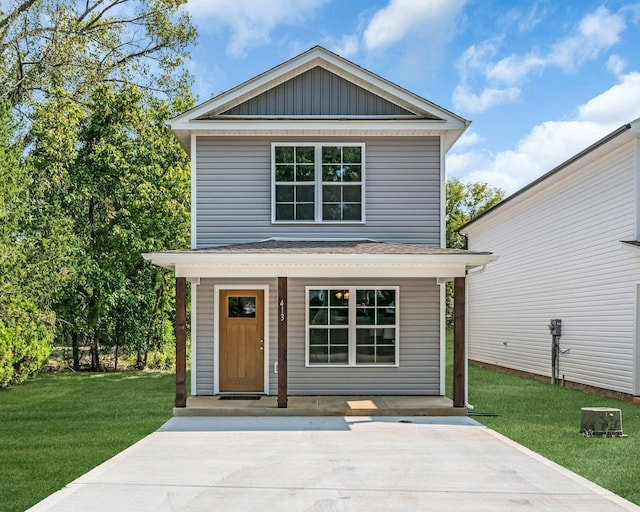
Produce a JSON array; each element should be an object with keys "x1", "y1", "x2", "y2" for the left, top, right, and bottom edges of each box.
[{"x1": 0, "y1": 298, "x2": 55, "y2": 388}]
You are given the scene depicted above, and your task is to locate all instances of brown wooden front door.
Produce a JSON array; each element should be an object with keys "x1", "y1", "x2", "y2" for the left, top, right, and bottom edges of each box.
[{"x1": 219, "y1": 289, "x2": 265, "y2": 392}]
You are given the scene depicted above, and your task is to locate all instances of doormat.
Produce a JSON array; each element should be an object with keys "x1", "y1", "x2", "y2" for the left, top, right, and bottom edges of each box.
[{"x1": 218, "y1": 395, "x2": 262, "y2": 400}]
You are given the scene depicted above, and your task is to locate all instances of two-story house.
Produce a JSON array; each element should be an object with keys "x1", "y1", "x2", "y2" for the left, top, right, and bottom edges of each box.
[
  {"x1": 144, "y1": 46, "x2": 495, "y2": 410},
  {"x1": 462, "y1": 119, "x2": 640, "y2": 400}
]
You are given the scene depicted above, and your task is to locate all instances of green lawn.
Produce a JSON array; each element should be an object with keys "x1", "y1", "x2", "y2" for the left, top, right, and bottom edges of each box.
[
  {"x1": 446, "y1": 331, "x2": 640, "y2": 505},
  {"x1": 0, "y1": 371, "x2": 176, "y2": 512},
  {"x1": 4, "y1": 349, "x2": 640, "y2": 511}
]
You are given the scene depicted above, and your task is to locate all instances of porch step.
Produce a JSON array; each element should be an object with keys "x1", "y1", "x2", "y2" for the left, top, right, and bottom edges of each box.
[{"x1": 174, "y1": 395, "x2": 467, "y2": 417}]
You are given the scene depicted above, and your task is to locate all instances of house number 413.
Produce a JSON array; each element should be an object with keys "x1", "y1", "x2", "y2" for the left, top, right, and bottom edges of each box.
[{"x1": 280, "y1": 299, "x2": 286, "y2": 322}]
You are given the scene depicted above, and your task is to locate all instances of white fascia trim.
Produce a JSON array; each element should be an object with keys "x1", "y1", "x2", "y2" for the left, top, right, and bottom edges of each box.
[
  {"x1": 170, "y1": 119, "x2": 461, "y2": 134},
  {"x1": 174, "y1": 263, "x2": 469, "y2": 279},
  {"x1": 143, "y1": 252, "x2": 497, "y2": 277}
]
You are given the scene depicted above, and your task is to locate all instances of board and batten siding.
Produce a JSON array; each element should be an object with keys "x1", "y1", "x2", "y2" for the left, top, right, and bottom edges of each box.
[
  {"x1": 195, "y1": 136, "x2": 441, "y2": 247},
  {"x1": 465, "y1": 138, "x2": 640, "y2": 395},
  {"x1": 193, "y1": 277, "x2": 441, "y2": 395},
  {"x1": 220, "y1": 67, "x2": 417, "y2": 117}
]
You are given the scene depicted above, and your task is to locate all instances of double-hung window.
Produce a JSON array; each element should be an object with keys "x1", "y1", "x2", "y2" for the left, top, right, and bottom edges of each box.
[
  {"x1": 306, "y1": 287, "x2": 398, "y2": 366},
  {"x1": 273, "y1": 143, "x2": 364, "y2": 223}
]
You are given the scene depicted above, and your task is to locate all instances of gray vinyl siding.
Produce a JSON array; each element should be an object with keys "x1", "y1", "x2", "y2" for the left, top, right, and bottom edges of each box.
[
  {"x1": 287, "y1": 278, "x2": 440, "y2": 395},
  {"x1": 466, "y1": 138, "x2": 640, "y2": 395},
  {"x1": 195, "y1": 136, "x2": 441, "y2": 247},
  {"x1": 194, "y1": 278, "x2": 441, "y2": 396},
  {"x1": 220, "y1": 67, "x2": 417, "y2": 117},
  {"x1": 194, "y1": 279, "x2": 215, "y2": 394}
]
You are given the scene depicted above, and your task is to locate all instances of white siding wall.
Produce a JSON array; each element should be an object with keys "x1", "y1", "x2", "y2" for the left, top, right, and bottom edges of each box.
[
  {"x1": 194, "y1": 277, "x2": 441, "y2": 395},
  {"x1": 466, "y1": 138, "x2": 640, "y2": 394},
  {"x1": 195, "y1": 136, "x2": 441, "y2": 247}
]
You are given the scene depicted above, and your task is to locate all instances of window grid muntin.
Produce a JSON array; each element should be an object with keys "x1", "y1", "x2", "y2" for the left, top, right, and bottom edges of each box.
[
  {"x1": 274, "y1": 145, "x2": 316, "y2": 221},
  {"x1": 321, "y1": 145, "x2": 362, "y2": 222},
  {"x1": 306, "y1": 286, "x2": 398, "y2": 367},
  {"x1": 272, "y1": 143, "x2": 365, "y2": 224},
  {"x1": 355, "y1": 289, "x2": 396, "y2": 364}
]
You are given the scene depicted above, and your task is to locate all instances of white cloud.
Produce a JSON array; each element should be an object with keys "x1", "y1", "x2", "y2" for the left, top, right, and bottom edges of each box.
[
  {"x1": 325, "y1": 34, "x2": 359, "y2": 58},
  {"x1": 607, "y1": 55, "x2": 626, "y2": 75},
  {"x1": 455, "y1": 130, "x2": 482, "y2": 148},
  {"x1": 186, "y1": 0, "x2": 329, "y2": 57},
  {"x1": 455, "y1": 6, "x2": 628, "y2": 114},
  {"x1": 448, "y1": 72, "x2": 640, "y2": 195},
  {"x1": 447, "y1": 150, "x2": 490, "y2": 178},
  {"x1": 549, "y1": 7, "x2": 625, "y2": 70},
  {"x1": 577, "y1": 71, "x2": 640, "y2": 124},
  {"x1": 452, "y1": 84, "x2": 520, "y2": 114},
  {"x1": 486, "y1": 53, "x2": 545, "y2": 85},
  {"x1": 457, "y1": 39, "x2": 501, "y2": 81},
  {"x1": 363, "y1": 0, "x2": 467, "y2": 50}
]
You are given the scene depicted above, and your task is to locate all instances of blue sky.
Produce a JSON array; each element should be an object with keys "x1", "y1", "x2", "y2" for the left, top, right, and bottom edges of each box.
[{"x1": 183, "y1": 0, "x2": 640, "y2": 195}]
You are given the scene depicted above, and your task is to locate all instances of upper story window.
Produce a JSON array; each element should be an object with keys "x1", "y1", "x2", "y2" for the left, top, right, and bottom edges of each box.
[{"x1": 272, "y1": 143, "x2": 364, "y2": 223}]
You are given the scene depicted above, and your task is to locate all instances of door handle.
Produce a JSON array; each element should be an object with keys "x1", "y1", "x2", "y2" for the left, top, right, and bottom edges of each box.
[{"x1": 259, "y1": 339, "x2": 264, "y2": 351}]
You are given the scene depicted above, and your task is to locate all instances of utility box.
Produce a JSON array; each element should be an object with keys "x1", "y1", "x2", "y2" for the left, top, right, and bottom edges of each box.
[{"x1": 580, "y1": 407, "x2": 623, "y2": 437}]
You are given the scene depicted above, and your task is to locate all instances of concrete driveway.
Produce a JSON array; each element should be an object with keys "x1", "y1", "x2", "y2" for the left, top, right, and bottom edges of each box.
[{"x1": 28, "y1": 416, "x2": 639, "y2": 512}]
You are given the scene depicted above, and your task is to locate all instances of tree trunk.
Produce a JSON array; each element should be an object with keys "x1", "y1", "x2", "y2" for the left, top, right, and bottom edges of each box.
[
  {"x1": 135, "y1": 349, "x2": 145, "y2": 370},
  {"x1": 72, "y1": 332, "x2": 80, "y2": 371},
  {"x1": 114, "y1": 338, "x2": 119, "y2": 371},
  {"x1": 90, "y1": 330, "x2": 101, "y2": 372}
]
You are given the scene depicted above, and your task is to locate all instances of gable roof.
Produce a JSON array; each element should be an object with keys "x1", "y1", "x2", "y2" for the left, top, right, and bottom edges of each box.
[
  {"x1": 209, "y1": 67, "x2": 424, "y2": 118},
  {"x1": 169, "y1": 46, "x2": 469, "y2": 153},
  {"x1": 461, "y1": 118, "x2": 640, "y2": 232}
]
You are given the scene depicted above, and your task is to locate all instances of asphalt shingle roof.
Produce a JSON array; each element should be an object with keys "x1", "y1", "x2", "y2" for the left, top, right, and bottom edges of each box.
[{"x1": 165, "y1": 239, "x2": 491, "y2": 256}]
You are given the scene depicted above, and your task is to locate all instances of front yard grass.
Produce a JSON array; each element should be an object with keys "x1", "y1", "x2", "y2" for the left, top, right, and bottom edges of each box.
[
  {"x1": 446, "y1": 331, "x2": 640, "y2": 505},
  {"x1": 4, "y1": 345, "x2": 640, "y2": 510},
  {"x1": 0, "y1": 371, "x2": 175, "y2": 512}
]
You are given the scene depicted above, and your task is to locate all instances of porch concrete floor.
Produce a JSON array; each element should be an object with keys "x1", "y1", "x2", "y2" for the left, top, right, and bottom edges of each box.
[
  {"x1": 28, "y1": 416, "x2": 640, "y2": 512},
  {"x1": 175, "y1": 395, "x2": 465, "y2": 417}
]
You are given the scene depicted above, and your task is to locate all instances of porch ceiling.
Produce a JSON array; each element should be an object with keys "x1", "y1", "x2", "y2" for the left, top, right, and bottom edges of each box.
[{"x1": 143, "y1": 239, "x2": 497, "y2": 279}]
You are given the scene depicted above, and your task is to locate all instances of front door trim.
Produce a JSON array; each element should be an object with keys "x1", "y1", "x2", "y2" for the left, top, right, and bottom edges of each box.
[{"x1": 214, "y1": 284, "x2": 269, "y2": 395}]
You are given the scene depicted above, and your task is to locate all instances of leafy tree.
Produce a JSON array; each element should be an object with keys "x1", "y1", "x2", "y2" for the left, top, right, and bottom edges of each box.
[
  {"x1": 446, "y1": 179, "x2": 504, "y2": 249},
  {"x1": 0, "y1": 99, "x2": 57, "y2": 387},
  {"x1": 27, "y1": 84, "x2": 191, "y2": 371},
  {"x1": 0, "y1": 0, "x2": 196, "y2": 383},
  {"x1": 445, "y1": 179, "x2": 504, "y2": 324},
  {"x1": 0, "y1": 0, "x2": 196, "y2": 110}
]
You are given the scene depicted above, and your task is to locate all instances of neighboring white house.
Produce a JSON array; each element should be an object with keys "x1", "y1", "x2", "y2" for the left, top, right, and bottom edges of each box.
[
  {"x1": 462, "y1": 119, "x2": 640, "y2": 399},
  {"x1": 144, "y1": 46, "x2": 496, "y2": 409}
]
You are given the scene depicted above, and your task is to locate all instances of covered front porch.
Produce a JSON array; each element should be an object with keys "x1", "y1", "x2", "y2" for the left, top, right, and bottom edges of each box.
[{"x1": 144, "y1": 239, "x2": 496, "y2": 415}]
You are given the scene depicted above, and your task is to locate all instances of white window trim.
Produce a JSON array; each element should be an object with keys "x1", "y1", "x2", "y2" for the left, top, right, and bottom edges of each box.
[
  {"x1": 304, "y1": 285, "x2": 399, "y2": 368},
  {"x1": 271, "y1": 142, "x2": 366, "y2": 224}
]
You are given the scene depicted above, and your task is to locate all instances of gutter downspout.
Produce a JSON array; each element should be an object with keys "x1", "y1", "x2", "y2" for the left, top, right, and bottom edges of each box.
[{"x1": 464, "y1": 264, "x2": 488, "y2": 410}]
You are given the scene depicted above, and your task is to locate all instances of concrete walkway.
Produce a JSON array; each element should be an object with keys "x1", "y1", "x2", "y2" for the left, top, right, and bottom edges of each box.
[{"x1": 28, "y1": 417, "x2": 639, "y2": 512}]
